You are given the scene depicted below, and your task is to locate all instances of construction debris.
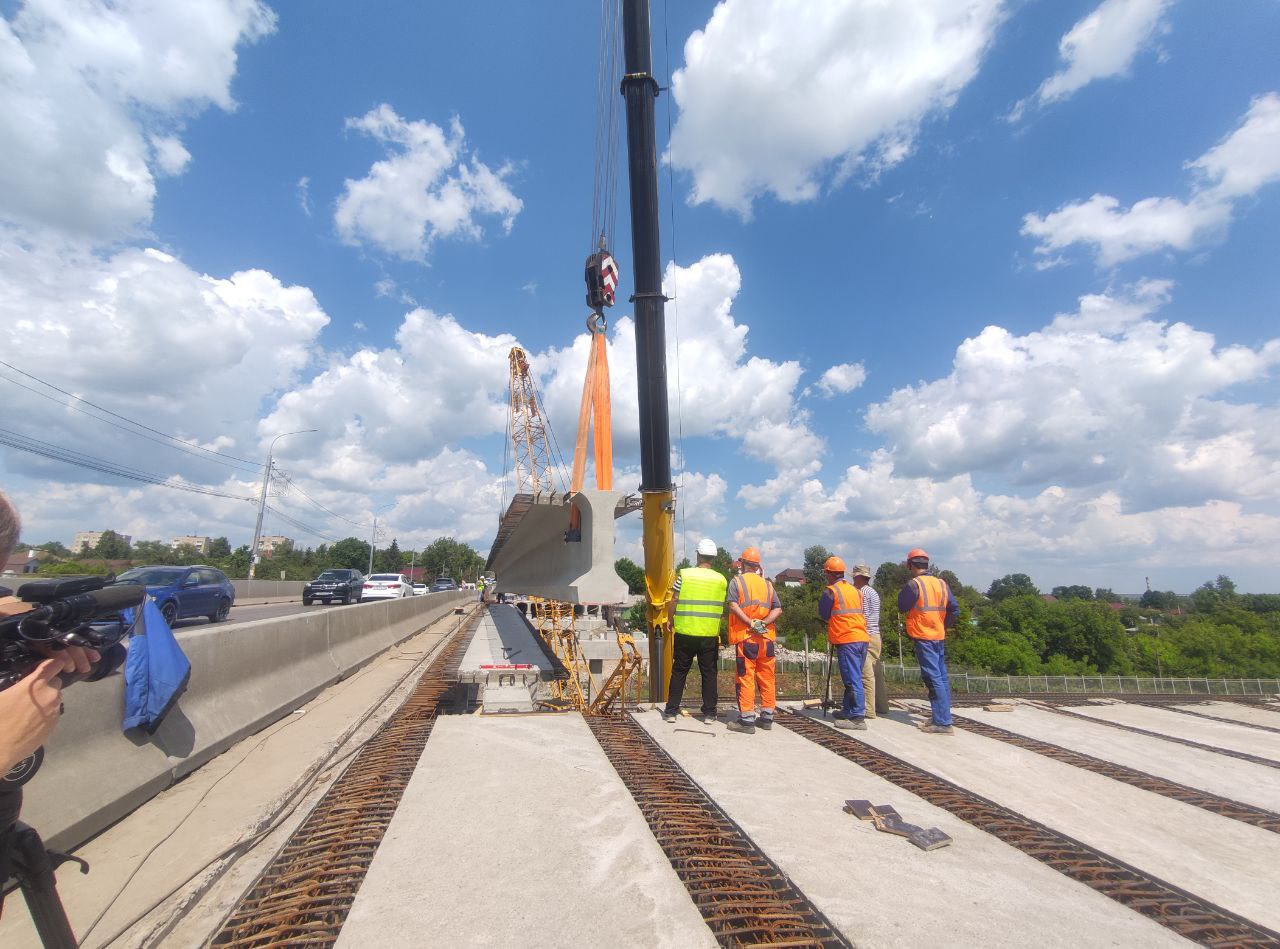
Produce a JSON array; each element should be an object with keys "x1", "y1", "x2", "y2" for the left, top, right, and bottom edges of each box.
[{"x1": 844, "y1": 799, "x2": 954, "y2": 851}]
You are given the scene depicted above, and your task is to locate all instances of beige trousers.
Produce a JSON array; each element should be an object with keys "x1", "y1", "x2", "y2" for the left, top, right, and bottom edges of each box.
[{"x1": 863, "y1": 635, "x2": 882, "y2": 718}]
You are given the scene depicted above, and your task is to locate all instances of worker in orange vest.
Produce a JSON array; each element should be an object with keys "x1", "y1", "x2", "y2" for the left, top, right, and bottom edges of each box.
[
  {"x1": 818, "y1": 556, "x2": 869, "y2": 730},
  {"x1": 725, "y1": 547, "x2": 781, "y2": 734},
  {"x1": 898, "y1": 548, "x2": 959, "y2": 733}
]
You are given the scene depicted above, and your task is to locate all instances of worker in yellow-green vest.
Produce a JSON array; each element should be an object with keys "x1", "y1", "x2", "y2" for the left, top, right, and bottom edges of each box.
[{"x1": 662, "y1": 538, "x2": 728, "y2": 724}]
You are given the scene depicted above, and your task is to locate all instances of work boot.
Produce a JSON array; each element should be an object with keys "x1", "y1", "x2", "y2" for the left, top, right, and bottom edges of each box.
[
  {"x1": 835, "y1": 717, "x2": 867, "y2": 731},
  {"x1": 660, "y1": 709, "x2": 678, "y2": 723},
  {"x1": 727, "y1": 719, "x2": 756, "y2": 734},
  {"x1": 920, "y1": 723, "x2": 954, "y2": 734},
  {"x1": 757, "y1": 717, "x2": 775, "y2": 730},
  {"x1": 830, "y1": 710, "x2": 849, "y2": 720}
]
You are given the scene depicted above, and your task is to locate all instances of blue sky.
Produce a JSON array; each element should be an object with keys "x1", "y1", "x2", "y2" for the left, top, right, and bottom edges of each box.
[{"x1": 1, "y1": 0, "x2": 1278, "y2": 593}]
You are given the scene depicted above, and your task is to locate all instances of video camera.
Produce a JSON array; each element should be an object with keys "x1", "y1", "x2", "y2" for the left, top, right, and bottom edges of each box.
[{"x1": 1, "y1": 576, "x2": 144, "y2": 793}]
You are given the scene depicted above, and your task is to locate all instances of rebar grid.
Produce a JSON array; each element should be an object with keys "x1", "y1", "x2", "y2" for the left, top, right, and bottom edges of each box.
[
  {"x1": 586, "y1": 716, "x2": 849, "y2": 948},
  {"x1": 949, "y1": 713, "x2": 1280, "y2": 834},
  {"x1": 210, "y1": 610, "x2": 480, "y2": 947},
  {"x1": 780, "y1": 710, "x2": 1280, "y2": 948}
]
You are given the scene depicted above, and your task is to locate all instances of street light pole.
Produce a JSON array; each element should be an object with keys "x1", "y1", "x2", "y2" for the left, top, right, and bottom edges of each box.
[
  {"x1": 249, "y1": 429, "x2": 316, "y2": 580},
  {"x1": 367, "y1": 514, "x2": 378, "y2": 576}
]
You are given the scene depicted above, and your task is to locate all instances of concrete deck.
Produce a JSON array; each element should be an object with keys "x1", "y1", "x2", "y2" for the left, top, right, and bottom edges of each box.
[
  {"x1": 957, "y1": 702, "x2": 1280, "y2": 812},
  {"x1": 1063, "y1": 702, "x2": 1280, "y2": 760},
  {"x1": 812, "y1": 706, "x2": 1280, "y2": 931},
  {"x1": 1166, "y1": 700, "x2": 1280, "y2": 730},
  {"x1": 458, "y1": 603, "x2": 552, "y2": 674},
  {"x1": 633, "y1": 710, "x2": 1184, "y2": 948},
  {"x1": 336, "y1": 714, "x2": 715, "y2": 949}
]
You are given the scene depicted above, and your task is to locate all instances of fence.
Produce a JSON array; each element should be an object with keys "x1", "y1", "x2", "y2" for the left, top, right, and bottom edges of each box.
[{"x1": 714, "y1": 656, "x2": 1280, "y2": 696}]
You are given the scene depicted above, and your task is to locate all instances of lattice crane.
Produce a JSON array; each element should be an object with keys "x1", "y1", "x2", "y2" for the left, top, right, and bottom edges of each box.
[{"x1": 507, "y1": 346, "x2": 558, "y2": 496}]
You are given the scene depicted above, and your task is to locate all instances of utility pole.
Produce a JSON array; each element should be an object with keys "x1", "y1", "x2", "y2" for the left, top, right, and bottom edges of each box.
[
  {"x1": 367, "y1": 514, "x2": 378, "y2": 576},
  {"x1": 620, "y1": 0, "x2": 675, "y2": 705},
  {"x1": 249, "y1": 429, "x2": 316, "y2": 579}
]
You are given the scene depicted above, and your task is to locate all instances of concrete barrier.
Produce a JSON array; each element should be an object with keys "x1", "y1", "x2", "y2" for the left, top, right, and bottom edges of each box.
[
  {"x1": 21, "y1": 591, "x2": 470, "y2": 853},
  {"x1": 231, "y1": 578, "x2": 309, "y2": 599}
]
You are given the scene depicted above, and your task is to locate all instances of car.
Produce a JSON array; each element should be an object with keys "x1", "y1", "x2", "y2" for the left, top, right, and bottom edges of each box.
[
  {"x1": 363, "y1": 573, "x2": 413, "y2": 600},
  {"x1": 413, "y1": 583, "x2": 427, "y2": 595},
  {"x1": 303, "y1": 568, "x2": 365, "y2": 605},
  {"x1": 430, "y1": 577, "x2": 458, "y2": 592},
  {"x1": 113, "y1": 565, "x2": 236, "y2": 625}
]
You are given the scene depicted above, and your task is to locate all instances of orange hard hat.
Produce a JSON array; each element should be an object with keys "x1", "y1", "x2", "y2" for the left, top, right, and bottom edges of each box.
[
  {"x1": 824, "y1": 556, "x2": 846, "y2": 573},
  {"x1": 907, "y1": 548, "x2": 930, "y2": 563},
  {"x1": 740, "y1": 546, "x2": 761, "y2": 564}
]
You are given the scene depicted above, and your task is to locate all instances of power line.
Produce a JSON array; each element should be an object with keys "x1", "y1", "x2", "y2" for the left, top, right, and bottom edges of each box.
[
  {"x1": 0, "y1": 428, "x2": 255, "y2": 501},
  {"x1": 263, "y1": 505, "x2": 340, "y2": 543},
  {"x1": 276, "y1": 472, "x2": 368, "y2": 528},
  {"x1": 0, "y1": 360, "x2": 264, "y2": 470}
]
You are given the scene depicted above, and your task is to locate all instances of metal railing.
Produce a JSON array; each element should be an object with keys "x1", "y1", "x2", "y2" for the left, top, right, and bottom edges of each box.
[{"x1": 714, "y1": 656, "x2": 1280, "y2": 696}]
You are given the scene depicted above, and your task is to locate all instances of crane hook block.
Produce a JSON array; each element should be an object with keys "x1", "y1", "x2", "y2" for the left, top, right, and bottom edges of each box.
[{"x1": 585, "y1": 249, "x2": 620, "y2": 310}]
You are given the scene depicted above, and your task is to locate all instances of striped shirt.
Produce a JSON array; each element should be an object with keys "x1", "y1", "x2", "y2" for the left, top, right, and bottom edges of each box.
[{"x1": 860, "y1": 584, "x2": 881, "y2": 639}]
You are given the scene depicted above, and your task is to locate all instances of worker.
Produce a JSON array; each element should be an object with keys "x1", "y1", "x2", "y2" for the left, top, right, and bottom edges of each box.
[
  {"x1": 725, "y1": 546, "x2": 782, "y2": 734},
  {"x1": 818, "y1": 556, "x2": 869, "y2": 730},
  {"x1": 662, "y1": 538, "x2": 728, "y2": 724},
  {"x1": 898, "y1": 549, "x2": 959, "y2": 734},
  {"x1": 850, "y1": 563, "x2": 881, "y2": 718},
  {"x1": 477, "y1": 575, "x2": 486, "y2": 602}
]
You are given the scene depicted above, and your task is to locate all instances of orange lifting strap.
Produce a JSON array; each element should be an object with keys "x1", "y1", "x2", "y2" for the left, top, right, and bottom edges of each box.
[{"x1": 571, "y1": 317, "x2": 613, "y2": 493}]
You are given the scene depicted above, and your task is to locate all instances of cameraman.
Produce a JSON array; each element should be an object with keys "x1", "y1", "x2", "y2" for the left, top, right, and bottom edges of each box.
[{"x1": 0, "y1": 491, "x2": 98, "y2": 773}]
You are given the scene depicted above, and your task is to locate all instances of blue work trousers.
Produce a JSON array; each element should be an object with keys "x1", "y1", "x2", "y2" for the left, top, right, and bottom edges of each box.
[
  {"x1": 835, "y1": 641, "x2": 868, "y2": 719},
  {"x1": 913, "y1": 639, "x2": 953, "y2": 726}
]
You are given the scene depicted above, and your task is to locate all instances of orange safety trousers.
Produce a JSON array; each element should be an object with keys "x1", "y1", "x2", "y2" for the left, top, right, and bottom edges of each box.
[{"x1": 735, "y1": 634, "x2": 776, "y2": 722}]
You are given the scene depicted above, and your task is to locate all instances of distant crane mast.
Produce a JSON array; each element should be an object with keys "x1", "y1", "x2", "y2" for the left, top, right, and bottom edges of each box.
[{"x1": 508, "y1": 346, "x2": 557, "y2": 496}]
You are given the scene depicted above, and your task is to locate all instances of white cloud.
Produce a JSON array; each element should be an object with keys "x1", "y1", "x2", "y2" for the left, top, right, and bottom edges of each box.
[
  {"x1": 297, "y1": 176, "x2": 313, "y2": 217},
  {"x1": 1022, "y1": 92, "x2": 1280, "y2": 265},
  {"x1": 666, "y1": 0, "x2": 1006, "y2": 216},
  {"x1": 812, "y1": 362, "x2": 867, "y2": 397},
  {"x1": 1187, "y1": 92, "x2": 1280, "y2": 200},
  {"x1": 1011, "y1": 0, "x2": 1170, "y2": 120},
  {"x1": 862, "y1": 281, "x2": 1280, "y2": 507},
  {"x1": 0, "y1": 0, "x2": 275, "y2": 241},
  {"x1": 335, "y1": 105, "x2": 523, "y2": 261}
]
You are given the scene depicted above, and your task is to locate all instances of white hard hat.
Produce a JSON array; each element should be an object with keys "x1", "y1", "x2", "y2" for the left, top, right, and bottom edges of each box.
[{"x1": 695, "y1": 537, "x2": 717, "y2": 557}]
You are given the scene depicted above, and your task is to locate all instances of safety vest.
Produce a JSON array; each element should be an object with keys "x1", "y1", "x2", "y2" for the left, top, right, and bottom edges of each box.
[
  {"x1": 825, "y1": 580, "x2": 868, "y2": 644},
  {"x1": 727, "y1": 572, "x2": 777, "y2": 644},
  {"x1": 905, "y1": 575, "x2": 949, "y2": 641},
  {"x1": 672, "y1": 567, "x2": 728, "y2": 637}
]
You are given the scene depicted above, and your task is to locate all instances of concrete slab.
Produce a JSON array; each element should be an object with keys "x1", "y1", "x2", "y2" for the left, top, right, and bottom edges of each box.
[
  {"x1": 0, "y1": 619, "x2": 462, "y2": 949},
  {"x1": 632, "y1": 711, "x2": 1185, "y2": 948},
  {"x1": 793, "y1": 707, "x2": 1280, "y2": 932},
  {"x1": 336, "y1": 714, "x2": 715, "y2": 949},
  {"x1": 1064, "y1": 702, "x2": 1280, "y2": 760},
  {"x1": 956, "y1": 703, "x2": 1280, "y2": 813},
  {"x1": 1174, "y1": 701, "x2": 1280, "y2": 730},
  {"x1": 458, "y1": 604, "x2": 551, "y2": 674}
]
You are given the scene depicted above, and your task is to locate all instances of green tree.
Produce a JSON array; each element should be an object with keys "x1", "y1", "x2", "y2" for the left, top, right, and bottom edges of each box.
[
  {"x1": 1139, "y1": 589, "x2": 1179, "y2": 610},
  {"x1": 329, "y1": 537, "x2": 373, "y2": 571},
  {"x1": 91, "y1": 530, "x2": 131, "y2": 560},
  {"x1": 132, "y1": 540, "x2": 176, "y2": 564},
  {"x1": 209, "y1": 536, "x2": 231, "y2": 558},
  {"x1": 21, "y1": 540, "x2": 71, "y2": 558},
  {"x1": 1052, "y1": 585, "x2": 1094, "y2": 600},
  {"x1": 1094, "y1": 588, "x2": 1119, "y2": 603},
  {"x1": 375, "y1": 538, "x2": 402, "y2": 574},
  {"x1": 802, "y1": 545, "x2": 831, "y2": 586},
  {"x1": 987, "y1": 573, "x2": 1038, "y2": 601},
  {"x1": 614, "y1": 557, "x2": 646, "y2": 595}
]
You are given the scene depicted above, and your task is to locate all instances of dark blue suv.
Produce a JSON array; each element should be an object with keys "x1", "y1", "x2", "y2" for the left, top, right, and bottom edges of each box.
[{"x1": 114, "y1": 565, "x2": 236, "y2": 625}]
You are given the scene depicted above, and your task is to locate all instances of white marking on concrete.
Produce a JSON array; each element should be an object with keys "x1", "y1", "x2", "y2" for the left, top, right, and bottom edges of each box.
[
  {"x1": 1064, "y1": 702, "x2": 1280, "y2": 760},
  {"x1": 957, "y1": 703, "x2": 1280, "y2": 813},
  {"x1": 633, "y1": 711, "x2": 1186, "y2": 948},
  {"x1": 336, "y1": 714, "x2": 715, "y2": 949},
  {"x1": 796, "y1": 709, "x2": 1280, "y2": 932}
]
